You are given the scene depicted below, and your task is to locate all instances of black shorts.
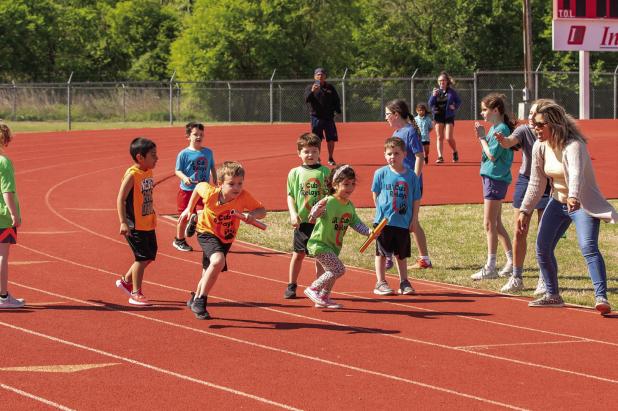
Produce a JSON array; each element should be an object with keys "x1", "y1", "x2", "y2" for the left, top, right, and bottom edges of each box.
[
  {"x1": 293, "y1": 222, "x2": 315, "y2": 253},
  {"x1": 433, "y1": 113, "x2": 455, "y2": 125},
  {"x1": 422, "y1": 141, "x2": 430, "y2": 146},
  {"x1": 0, "y1": 227, "x2": 17, "y2": 244},
  {"x1": 310, "y1": 116, "x2": 338, "y2": 142},
  {"x1": 126, "y1": 229, "x2": 157, "y2": 261},
  {"x1": 375, "y1": 225, "x2": 411, "y2": 259},
  {"x1": 197, "y1": 232, "x2": 232, "y2": 271}
]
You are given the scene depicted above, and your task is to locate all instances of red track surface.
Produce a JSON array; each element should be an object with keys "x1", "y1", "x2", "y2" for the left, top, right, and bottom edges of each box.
[{"x1": 2, "y1": 122, "x2": 617, "y2": 409}]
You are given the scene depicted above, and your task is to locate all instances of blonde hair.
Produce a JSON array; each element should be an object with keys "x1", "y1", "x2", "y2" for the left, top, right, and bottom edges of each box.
[
  {"x1": 535, "y1": 101, "x2": 586, "y2": 151},
  {"x1": 217, "y1": 161, "x2": 245, "y2": 183},
  {"x1": 0, "y1": 123, "x2": 12, "y2": 147},
  {"x1": 384, "y1": 137, "x2": 405, "y2": 152}
]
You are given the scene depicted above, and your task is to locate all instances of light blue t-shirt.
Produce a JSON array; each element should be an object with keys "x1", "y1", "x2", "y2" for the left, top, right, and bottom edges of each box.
[
  {"x1": 175, "y1": 147, "x2": 215, "y2": 191},
  {"x1": 480, "y1": 122, "x2": 513, "y2": 184},
  {"x1": 371, "y1": 166, "x2": 421, "y2": 229},
  {"x1": 414, "y1": 115, "x2": 433, "y2": 143}
]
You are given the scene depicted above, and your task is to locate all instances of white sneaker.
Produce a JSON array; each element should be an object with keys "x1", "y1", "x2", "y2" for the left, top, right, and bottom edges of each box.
[
  {"x1": 470, "y1": 266, "x2": 499, "y2": 280},
  {"x1": 373, "y1": 280, "x2": 395, "y2": 295},
  {"x1": 315, "y1": 293, "x2": 343, "y2": 309},
  {"x1": 499, "y1": 262, "x2": 513, "y2": 277},
  {"x1": 533, "y1": 276, "x2": 547, "y2": 296},
  {"x1": 500, "y1": 276, "x2": 524, "y2": 293},
  {"x1": 0, "y1": 293, "x2": 25, "y2": 308}
]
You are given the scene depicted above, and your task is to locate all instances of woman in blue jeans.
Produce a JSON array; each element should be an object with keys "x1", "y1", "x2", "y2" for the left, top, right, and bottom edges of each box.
[{"x1": 518, "y1": 101, "x2": 617, "y2": 315}]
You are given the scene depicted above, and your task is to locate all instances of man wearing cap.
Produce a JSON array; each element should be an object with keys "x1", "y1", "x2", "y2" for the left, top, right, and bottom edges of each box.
[{"x1": 304, "y1": 68, "x2": 342, "y2": 166}]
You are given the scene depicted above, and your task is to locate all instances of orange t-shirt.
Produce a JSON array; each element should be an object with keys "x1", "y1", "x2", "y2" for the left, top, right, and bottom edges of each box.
[{"x1": 195, "y1": 183, "x2": 263, "y2": 243}]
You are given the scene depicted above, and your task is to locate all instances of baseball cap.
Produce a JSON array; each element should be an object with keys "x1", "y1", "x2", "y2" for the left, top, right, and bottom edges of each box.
[{"x1": 314, "y1": 68, "x2": 327, "y2": 75}]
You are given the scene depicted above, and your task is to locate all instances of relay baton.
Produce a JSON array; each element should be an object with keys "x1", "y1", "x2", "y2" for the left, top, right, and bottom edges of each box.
[
  {"x1": 359, "y1": 218, "x2": 387, "y2": 253},
  {"x1": 230, "y1": 209, "x2": 267, "y2": 230}
]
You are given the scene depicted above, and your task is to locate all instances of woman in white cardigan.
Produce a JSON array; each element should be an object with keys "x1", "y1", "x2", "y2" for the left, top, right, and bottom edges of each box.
[{"x1": 518, "y1": 101, "x2": 617, "y2": 314}]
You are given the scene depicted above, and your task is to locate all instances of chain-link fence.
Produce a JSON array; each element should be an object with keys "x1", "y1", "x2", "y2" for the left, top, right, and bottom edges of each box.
[{"x1": 2, "y1": 71, "x2": 618, "y2": 127}]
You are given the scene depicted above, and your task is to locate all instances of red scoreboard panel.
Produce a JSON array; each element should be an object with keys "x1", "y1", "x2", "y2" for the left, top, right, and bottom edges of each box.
[{"x1": 554, "y1": 0, "x2": 618, "y2": 50}]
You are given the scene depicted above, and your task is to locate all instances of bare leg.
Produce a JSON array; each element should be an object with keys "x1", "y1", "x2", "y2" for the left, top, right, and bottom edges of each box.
[
  {"x1": 195, "y1": 252, "x2": 226, "y2": 297},
  {"x1": 327, "y1": 141, "x2": 335, "y2": 161},
  {"x1": 412, "y1": 222, "x2": 429, "y2": 256},
  {"x1": 129, "y1": 260, "x2": 151, "y2": 292},
  {"x1": 0, "y1": 243, "x2": 10, "y2": 295},
  {"x1": 435, "y1": 123, "x2": 445, "y2": 159},
  {"x1": 289, "y1": 251, "x2": 305, "y2": 284},
  {"x1": 375, "y1": 255, "x2": 387, "y2": 282},
  {"x1": 445, "y1": 123, "x2": 458, "y2": 153}
]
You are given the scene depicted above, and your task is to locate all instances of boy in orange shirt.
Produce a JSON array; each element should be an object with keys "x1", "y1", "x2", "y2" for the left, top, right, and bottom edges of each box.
[{"x1": 180, "y1": 161, "x2": 266, "y2": 320}]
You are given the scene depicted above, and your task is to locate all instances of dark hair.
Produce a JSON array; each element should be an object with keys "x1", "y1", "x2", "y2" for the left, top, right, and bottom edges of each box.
[
  {"x1": 415, "y1": 103, "x2": 428, "y2": 113},
  {"x1": 129, "y1": 137, "x2": 156, "y2": 161},
  {"x1": 384, "y1": 137, "x2": 406, "y2": 152},
  {"x1": 297, "y1": 132, "x2": 321, "y2": 151},
  {"x1": 0, "y1": 123, "x2": 12, "y2": 146},
  {"x1": 386, "y1": 99, "x2": 422, "y2": 136},
  {"x1": 481, "y1": 93, "x2": 518, "y2": 132},
  {"x1": 185, "y1": 121, "x2": 204, "y2": 136},
  {"x1": 326, "y1": 164, "x2": 356, "y2": 194}
]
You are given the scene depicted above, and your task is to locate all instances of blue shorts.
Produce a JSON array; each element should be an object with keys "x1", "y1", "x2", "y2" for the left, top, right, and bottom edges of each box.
[
  {"x1": 512, "y1": 173, "x2": 551, "y2": 209},
  {"x1": 310, "y1": 116, "x2": 338, "y2": 142},
  {"x1": 482, "y1": 176, "x2": 509, "y2": 200}
]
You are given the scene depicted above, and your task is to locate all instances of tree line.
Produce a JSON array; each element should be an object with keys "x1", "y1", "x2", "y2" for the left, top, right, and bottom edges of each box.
[{"x1": 2, "y1": 0, "x2": 617, "y2": 83}]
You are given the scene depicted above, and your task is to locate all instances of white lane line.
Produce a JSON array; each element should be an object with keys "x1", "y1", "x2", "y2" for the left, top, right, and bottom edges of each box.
[
  {"x1": 62, "y1": 208, "x2": 115, "y2": 211},
  {"x1": 0, "y1": 383, "x2": 75, "y2": 411},
  {"x1": 457, "y1": 339, "x2": 592, "y2": 351},
  {"x1": 2, "y1": 286, "x2": 527, "y2": 411},
  {"x1": 0, "y1": 321, "x2": 301, "y2": 411}
]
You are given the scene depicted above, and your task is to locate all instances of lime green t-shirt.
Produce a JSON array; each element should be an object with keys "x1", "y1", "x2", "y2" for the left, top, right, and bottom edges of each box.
[
  {"x1": 287, "y1": 164, "x2": 330, "y2": 223},
  {"x1": 0, "y1": 155, "x2": 20, "y2": 228},
  {"x1": 307, "y1": 196, "x2": 361, "y2": 256}
]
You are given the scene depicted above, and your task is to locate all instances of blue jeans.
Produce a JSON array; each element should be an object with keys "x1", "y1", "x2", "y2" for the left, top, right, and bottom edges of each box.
[{"x1": 536, "y1": 198, "x2": 607, "y2": 298}]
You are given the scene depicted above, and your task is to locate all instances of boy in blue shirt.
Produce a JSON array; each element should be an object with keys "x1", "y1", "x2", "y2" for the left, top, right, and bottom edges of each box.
[
  {"x1": 173, "y1": 122, "x2": 216, "y2": 252},
  {"x1": 372, "y1": 137, "x2": 421, "y2": 296}
]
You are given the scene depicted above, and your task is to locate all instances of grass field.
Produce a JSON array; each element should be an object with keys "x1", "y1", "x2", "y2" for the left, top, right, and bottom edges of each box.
[{"x1": 237, "y1": 201, "x2": 618, "y2": 309}]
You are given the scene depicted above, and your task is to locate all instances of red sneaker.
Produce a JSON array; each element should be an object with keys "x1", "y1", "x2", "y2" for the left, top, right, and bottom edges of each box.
[
  {"x1": 409, "y1": 258, "x2": 432, "y2": 269},
  {"x1": 129, "y1": 292, "x2": 151, "y2": 306},
  {"x1": 115, "y1": 278, "x2": 133, "y2": 297}
]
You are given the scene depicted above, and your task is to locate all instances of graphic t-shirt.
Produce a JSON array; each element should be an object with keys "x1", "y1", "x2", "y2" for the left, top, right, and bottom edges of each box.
[
  {"x1": 287, "y1": 164, "x2": 330, "y2": 223},
  {"x1": 176, "y1": 147, "x2": 215, "y2": 191},
  {"x1": 372, "y1": 166, "x2": 421, "y2": 229},
  {"x1": 195, "y1": 182, "x2": 263, "y2": 243},
  {"x1": 480, "y1": 122, "x2": 514, "y2": 184},
  {"x1": 0, "y1": 155, "x2": 20, "y2": 229},
  {"x1": 307, "y1": 196, "x2": 361, "y2": 256},
  {"x1": 123, "y1": 165, "x2": 156, "y2": 231}
]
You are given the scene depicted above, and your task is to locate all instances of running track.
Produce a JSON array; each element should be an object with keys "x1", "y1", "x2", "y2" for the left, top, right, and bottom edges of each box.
[{"x1": 2, "y1": 122, "x2": 617, "y2": 409}]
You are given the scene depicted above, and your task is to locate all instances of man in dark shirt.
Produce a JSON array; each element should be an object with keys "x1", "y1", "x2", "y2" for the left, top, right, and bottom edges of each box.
[{"x1": 304, "y1": 68, "x2": 341, "y2": 166}]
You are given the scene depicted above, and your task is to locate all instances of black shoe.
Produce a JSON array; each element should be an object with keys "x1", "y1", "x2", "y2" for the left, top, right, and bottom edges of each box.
[
  {"x1": 187, "y1": 292, "x2": 195, "y2": 308},
  {"x1": 284, "y1": 283, "x2": 297, "y2": 299},
  {"x1": 424, "y1": 156, "x2": 428, "y2": 164},
  {"x1": 185, "y1": 213, "x2": 198, "y2": 238},
  {"x1": 327, "y1": 158, "x2": 336, "y2": 166},
  {"x1": 173, "y1": 238, "x2": 193, "y2": 252},
  {"x1": 191, "y1": 294, "x2": 208, "y2": 316},
  {"x1": 453, "y1": 151, "x2": 459, "y2": 162},
  {"x1": 435, "y1": 156, "x2": 444, "y2": 164}
]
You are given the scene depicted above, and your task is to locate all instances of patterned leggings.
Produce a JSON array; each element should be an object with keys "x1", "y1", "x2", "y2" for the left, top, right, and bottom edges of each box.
[{"x1": 310, "y1": 252, "x2": 346, "y2": 295}]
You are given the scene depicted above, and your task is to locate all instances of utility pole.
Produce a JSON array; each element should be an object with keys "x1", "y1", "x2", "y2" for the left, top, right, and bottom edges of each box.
[{"x1": 520, "y1": 0, "x2": 534, "y2": 118}]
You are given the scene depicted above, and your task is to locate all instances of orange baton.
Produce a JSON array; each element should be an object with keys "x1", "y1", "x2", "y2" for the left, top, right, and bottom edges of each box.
[{"x1": 359, "y1": 218, "x2": 387, "y2": 253}]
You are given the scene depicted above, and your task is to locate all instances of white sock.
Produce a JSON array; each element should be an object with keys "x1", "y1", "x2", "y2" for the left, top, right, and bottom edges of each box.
[
  {"x1": 505, "y1": 250, "x2": 513, "y2": 265},
  {"x1": 486, "y1": 254, "x2": 497, "y2": 270},
  {"x1": 420, "y1": 255, "x2": 430, "y2": 263}
]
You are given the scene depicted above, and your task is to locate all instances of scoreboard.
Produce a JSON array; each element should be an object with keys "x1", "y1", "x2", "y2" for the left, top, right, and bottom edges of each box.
[{"x1": 554, "y1": 0, "x2": 618, "y2": 50}]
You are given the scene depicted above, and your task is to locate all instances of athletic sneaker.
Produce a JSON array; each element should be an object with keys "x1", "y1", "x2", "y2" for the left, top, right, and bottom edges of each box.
[
  {"x1": 129, "y1": 292, "x2": 151, "y2": 306},
  {"x1": 0, "y1": 293, "x2": 25, "y2": 309},
  {"x1": 533, "y1": 275, "x2": 547, "y2": 296},
  {"x1": 190, "y1": 295, "x2": 210, "y2": 320},
  {"x1": 115, "y1": 278, "x2": 133, "y2": 297},
  {"x1": 500, "y1": 276, "x2": 524, "y2": 293},
  {"x1": 185, "y1": 213, "x2": 198, "y2": 238},
  {"x1": 528, "y1": 294, "x2": 564, "y2": 308},
  {"x1": 385, "y1": 256, "x2": 394, "y2": 270},
  {"x1": 315, "y1": 293, "x2": 343, "y2": 309},
  {"x1": 595, "y1": 297, "x2": 611, "y2": 315},
  {"x1": 374, "y1": 280, "x2": 395, "y2": 295},
  {"x1": 409, "y1": 257, "x2": 432, "y2": 269},
  {"x1": 172, "y1": 238, "x2": 193, "y2": 252},
  {"x1": 424, "y1": 156, "x2": 428, "y2": 164},
  {"x1": 328, "y1": 158, "x2": 336, "y2": 166},
  {"x1": 284, "y1": 283, "x2": 297, "y2": 299},
  {"x1": 498, "y1": 262, "x2": 513, "y2": 278},
  {"x1": 470, "y1": 266, "x2": 499, "y2": 280},
  {"x1": 436, "y1": 156, "x2": 444, "y2": 164},
  {"x1": 304, "y1": 287, "x2": 325, "y2": 306},
  {"x1": 453, "y1": 151, "x2": 459, "y2": 162},
  {"x1": 398, "y1": 280, "x2": 415, "y2": 295}
]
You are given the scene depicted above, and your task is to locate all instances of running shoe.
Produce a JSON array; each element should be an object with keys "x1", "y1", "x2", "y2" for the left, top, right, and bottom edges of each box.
[
  {"x1": 500, "y1": 276, "x2": 524, "y2": 293},
  {"x1": 528, "y1": 294, "x2": 564, "y2": 308},
  {"x1": 191, "y1": 295, "x2": 210, "y2": 319},
  {"x1": 533, "y1": 275, "x2": 547, "y2": 296},
  {"x1": 409, "y1": 257, "x2": 432, "y2": 269},
  {"x1": 398, "y1": 280, "x2": 415, "y2": 295},
  {"x1": 129, "y1": 292, "x2": 151, "y2": 306},
  {"x1": 115, "y1": 278, "x2": 133, "y2": 297},
  {"x1": 304, "y1": 287, "x2": 325, "y2": 306},
  {"x1": 470, "y1": 266, "x2": 499, "y2": 280},
  {"x1": 284, "y1": 283, "x2": 297, "y2": 299},
  {"x1": 595, "y1": 297, "x2": 611, "y2": 315},
  {"x1": 374, "y1": 280, "x2": 394, "y2": 295},
  {"x1": 185, "y1": 213, "x2": 198, "y2": 238},
  {"x1": 0, "y1": 293, "x2": 25, "y2": 309},
  {"x1": 173, "y1": 238, "x2": 193, "y2": 252},
  {"x1": 453, "y1": 151, "x2": 459, "y2": 162},
  {"x1": 327, "y1": 159, "x2": 336, "y2": 166},
  {"x1": 498, "y1": 262, "x2": 513, "y2": 277},
  {"x1": 315, "y1": 293, "x2": 342, "y2": 309},
  {"x1": 435, "y1": 156, "x2": 444, "y2": 164}
]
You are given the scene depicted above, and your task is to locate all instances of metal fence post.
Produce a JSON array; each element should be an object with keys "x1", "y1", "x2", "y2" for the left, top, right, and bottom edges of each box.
[
  {"x1": 11, "y1": 81, "x2": 16, "y2": 121},
  {"x1": 169, "y1": 71, "x2": 176, "y2": 125},
  {"x1": 509, "y1": 84, "x2": 514, "y2": 111},
  {"x1": 534, "y1": 62, "x2": 542, "y2": 100},
  {"x1": 121, "y1": 84, "x2": 126, "y2": 122},
  {"x1": 176, "y1": 83, "x2": 181, "y2": 121},
  {"x1": 614, "y1": 65, "x2": 618, "y2": 119},
  {"x1": 410, "y1": 68, "x2": 418, "y2": 109},
  {"x1": 227, "y1": 82, "x2": 232, "y2": 122},
  {"x1": 473, "y1": 70, "x2": 478, "y2": 120},
  {"x1": 278, "y1": 84, "x2": 282, "y2": 122},
  {"x1": 67, "y1": 72, "x2": 73, "y2": 130},
  {"x1": 341, "y1": 68, "x2": 348, "y2": 123},
  {"x1": 270, "y1": 69, "x2": 276, "y2": 124}
]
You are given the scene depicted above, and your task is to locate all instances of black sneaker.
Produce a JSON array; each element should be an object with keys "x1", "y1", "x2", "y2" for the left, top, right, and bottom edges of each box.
[
  {"x1": 453, "y1": 151, "x2": 459, "y2": 162},
  {"x1": 284, "y1": 283, "x2": 297, "y2": 299},
  {"x1": 327, "y1": 158, "x2": 336, "y2": 166},
  {"x1": 185, "y1": 213, "x2": 198, "y2": 238},
  {"x1": 424, "y1": 156, "x2": 428, "y2": 164},
  {"x1": 173, "y1": 238, "x2": 192, "y2": 252},
  {"x1": 191, "y1": 295, "x2": 211, "y2": 319},
  {"x1": 186, "y1": 292, "x2": 195, "y2": 308},
  {"x1": 435, "y1": 156, "x2": 444, "y2": 164}
]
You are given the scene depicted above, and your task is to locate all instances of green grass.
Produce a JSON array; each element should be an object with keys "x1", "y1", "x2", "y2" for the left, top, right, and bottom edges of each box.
[{"x1": 237, "y1": 201, "x2": 618, "y2": 309}]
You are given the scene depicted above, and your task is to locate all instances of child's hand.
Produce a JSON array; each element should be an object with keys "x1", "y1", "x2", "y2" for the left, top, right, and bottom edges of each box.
[
  {"x1": 474, "y1": 122, "x2": 486, "y2": 139},
  {"x1": 517, "y1": 212, "x2": 531, "y2": 235},
  {"x1": 308, "y1": 198, "x2": 328, "y2": 223},
  {"x1": 178, "y1": 208, "x2": 191, "y2": 223},
  {"x1": 182, "y1": 176, "x2": 193, "y2": 185},
  {"x1": 119, "y1": 222, "x2": 129, "y2": 237},
  {"x1": 289, "y1": 212, "x2": 300, "y2": 228},
  {"x1": 10, "y1": 214, "x2": 21, "y2": 228}
]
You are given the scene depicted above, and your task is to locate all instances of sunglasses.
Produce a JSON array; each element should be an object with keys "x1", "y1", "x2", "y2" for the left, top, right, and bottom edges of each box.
[{"x1": 531, "y1": 120, "x2": 547, "y2": 128}]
